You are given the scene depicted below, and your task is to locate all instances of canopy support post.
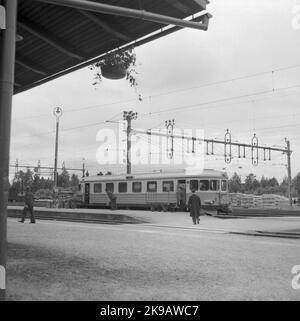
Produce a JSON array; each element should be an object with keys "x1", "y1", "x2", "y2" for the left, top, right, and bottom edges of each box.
[{"x1": 0, "y1": 0, "x2": 17, "y2": 301}]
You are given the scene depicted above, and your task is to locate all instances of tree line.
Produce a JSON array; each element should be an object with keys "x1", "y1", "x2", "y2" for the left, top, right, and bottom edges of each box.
[
  {"x1": 8, "y1": 168, "x2": 80, "y2": 201},
  {"x1": 228, "y1": 172, "x2": 300, "y2": 197}
]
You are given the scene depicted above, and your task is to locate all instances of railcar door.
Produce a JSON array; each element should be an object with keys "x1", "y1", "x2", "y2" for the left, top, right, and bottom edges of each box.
[
  {"x1": 177, "y1": 180, "x2": 186, "y2": 209},
  {"x1": 84, "y1": 183, "x2": 90, "y2": 205}
]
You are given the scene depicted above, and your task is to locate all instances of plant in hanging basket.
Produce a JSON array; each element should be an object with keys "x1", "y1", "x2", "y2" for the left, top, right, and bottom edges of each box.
[{"x1": 89, "y1": 47, "x2": 138, "y2": 87}]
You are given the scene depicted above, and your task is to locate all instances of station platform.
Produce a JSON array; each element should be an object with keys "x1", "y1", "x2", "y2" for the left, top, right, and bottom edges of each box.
[{"x1": 8, "y1": 205, "x2": 300, "y2": 239}]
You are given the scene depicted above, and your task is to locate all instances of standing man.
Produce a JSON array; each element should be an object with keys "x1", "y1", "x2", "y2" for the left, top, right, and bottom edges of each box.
[
  {"x1": 19, "y1": 186, "x2": 36, "y2": 224},
  {"x1": 105, "y1": 188, "x2": 117, "y2": 210},
  {"x1": 188, "y1": 189, "x2": 201, "y2": 225},
  {"x1": 176, "y1": 184, "x2": 186, "y2": 211}
]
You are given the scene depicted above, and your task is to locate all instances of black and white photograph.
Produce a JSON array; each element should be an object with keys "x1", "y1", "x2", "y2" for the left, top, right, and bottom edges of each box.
[{"x1": 0, "y1": 0, "x2": 300, "y2": 306}]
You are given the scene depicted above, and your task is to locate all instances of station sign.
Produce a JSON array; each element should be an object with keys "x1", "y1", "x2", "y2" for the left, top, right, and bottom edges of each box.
[{"x1": 0, "y1": 5, "x2": 6, "y2": 30}]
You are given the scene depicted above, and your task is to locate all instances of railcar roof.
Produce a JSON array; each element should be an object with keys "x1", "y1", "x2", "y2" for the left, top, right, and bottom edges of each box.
[
  {"x1": 15, "y1": 0, "x2": 211, "y2": 94},
  {"x1": 82, "y1": 169, "x2": 228, "y2": 182}
]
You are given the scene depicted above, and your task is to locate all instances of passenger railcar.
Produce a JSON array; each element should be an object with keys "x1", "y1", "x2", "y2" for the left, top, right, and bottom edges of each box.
[{"x1": 80, "y1": 169, "x2": 229, "y2": 212}]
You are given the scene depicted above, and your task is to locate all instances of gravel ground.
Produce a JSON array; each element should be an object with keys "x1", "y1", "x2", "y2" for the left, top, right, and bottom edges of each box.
[{"x1": 6, "y1": 219, "x2": 300, "y2": 301}]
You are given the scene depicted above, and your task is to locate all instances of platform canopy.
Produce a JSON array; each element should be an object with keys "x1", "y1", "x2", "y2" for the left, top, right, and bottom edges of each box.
[{"x1": 14, "y1": 0, "x2": 211, "y2": 94}]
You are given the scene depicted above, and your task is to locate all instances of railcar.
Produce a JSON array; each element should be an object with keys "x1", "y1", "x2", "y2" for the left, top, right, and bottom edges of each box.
[{"x1": 80, "y1": 169, "x2": 229, "y2": 212}]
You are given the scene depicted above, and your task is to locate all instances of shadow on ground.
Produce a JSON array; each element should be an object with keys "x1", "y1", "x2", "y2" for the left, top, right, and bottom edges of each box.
[{"x1": 7, "y1": 242, "x2": 104, "y2": 300}]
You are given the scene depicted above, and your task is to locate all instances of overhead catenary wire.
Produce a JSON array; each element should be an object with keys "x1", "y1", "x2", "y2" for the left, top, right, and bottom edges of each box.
[
  {"x1": 137, "y1": 84, "x2": 300, "y2": 119},
  {"x1": 13, "y1": 62, "x2": 300, "y2": 121}
]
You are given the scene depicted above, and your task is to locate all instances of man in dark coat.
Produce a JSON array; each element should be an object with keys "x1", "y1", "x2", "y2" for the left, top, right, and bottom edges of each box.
[
  {"x1": 188, "y1": 189, "x2": 201, "y2": 225},
  {"x1": 19, "y1": 186, "x2": 36, "y2": 223},
  {"x1": 105, "y1": 188, "x2": 117, "y2": 210},
  {"x1": 176, "y1": 184, "x2": 186, "y2": 211}
]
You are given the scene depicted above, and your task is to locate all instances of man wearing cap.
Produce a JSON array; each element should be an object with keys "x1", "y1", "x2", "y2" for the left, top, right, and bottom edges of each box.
[
  {"x1": 188, "y1": 189, "x2": 201, "y2": 225},
  {"x1": 19, "y1": 186, "x2": 36, "y2": 223}
]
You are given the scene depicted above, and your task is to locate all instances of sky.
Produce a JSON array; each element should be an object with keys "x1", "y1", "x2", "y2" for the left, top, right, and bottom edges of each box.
[{"x1": 10, "y1": 0, "x2": 300, "y2": 182}]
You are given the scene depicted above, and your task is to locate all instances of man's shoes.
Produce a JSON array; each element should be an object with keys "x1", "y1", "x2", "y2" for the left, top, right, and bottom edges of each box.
[{"x1": 30, "y1": 221, "x2": 36, "y2": 224}]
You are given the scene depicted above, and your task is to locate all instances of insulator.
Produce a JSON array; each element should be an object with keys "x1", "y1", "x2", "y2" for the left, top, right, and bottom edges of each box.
[
  {"x1": 165, "y1": 120, "x2": 174, "y2": 159},
  {"x1": 251, "y1": 134, "x2": 259, "y2": 166},
  {"x1": 192, "y1": 138, "x2": 195, "y2": 153},
  {"x1": 224, "y1": 129, "x2": 232, "y2": 164}
]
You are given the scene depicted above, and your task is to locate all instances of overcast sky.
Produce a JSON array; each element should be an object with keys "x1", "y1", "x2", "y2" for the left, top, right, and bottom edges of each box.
[{"x1": 11, "y1": 0, "x2": 300, "y2": 181}]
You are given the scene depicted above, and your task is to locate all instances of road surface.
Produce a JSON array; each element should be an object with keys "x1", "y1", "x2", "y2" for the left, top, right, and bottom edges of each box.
[{"x1": 6, "y1": 218, "x2": 300, "y2": 300}]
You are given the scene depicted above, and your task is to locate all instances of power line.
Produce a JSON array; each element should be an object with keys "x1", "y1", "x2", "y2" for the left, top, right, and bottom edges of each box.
[
  {"x1": 13, "y1": 63, "x2": 300, "y2": 121},
  {"x1": 138, "y1": 84, "x2": 300, "y2": 118},
  {"x1": 11, "y1": 84, "x2": 300, "y2": 142},
  {"x1": 11, "y1": 120, "x2": 108, "y2": 140}
]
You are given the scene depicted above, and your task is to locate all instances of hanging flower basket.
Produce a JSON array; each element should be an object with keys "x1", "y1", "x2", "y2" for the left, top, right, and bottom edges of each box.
[
  {"x1": 101, "y1": 64, "x2": 127, "y2": 80},
  {"x1": 89, "y1": 46, "x2": 138, "y2": 87}
]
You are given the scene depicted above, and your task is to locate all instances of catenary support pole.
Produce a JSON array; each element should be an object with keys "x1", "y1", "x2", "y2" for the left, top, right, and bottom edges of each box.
[
  {"x1": 82, "y1": 158, "x2": 85, "y2": 178},
  {"x1": 123, "y1": 111, "x2": 137, "y2": 175},
  {"x1": 286, "y1": 139, "x2": 293, "y2": 208},
  {"x1": 126, "y1": 117, "x2": 132, "y2": 175},
  {"x1": 0, "y1": 0, "x2": 18, "y2": 301}
]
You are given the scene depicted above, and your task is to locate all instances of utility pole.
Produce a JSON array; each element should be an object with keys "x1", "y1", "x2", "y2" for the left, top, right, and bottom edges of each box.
[
  {"x1": 286, "y1": 139, "x2": 293, "y2": 208},
  {"x1": 123, "y1": 111, "x2": 138, "y2": 174},
  {"x1": 15, "y1": 158, "x2": 18, "y2": 175},
  {"x1": 37, "y1": 160, "x2": 41, "y2": 177},
  {"x1": 53, "y1": 107, "x2": 63, "y2": 190},
  {"x1": 82, "y1": 158, "x2": 85, "y2": 178},
  {"x1": 297, "y1": 174, "x2": 300, "y2": 205},
  {"x1": 0, "y1": 0, "x2": 17, "y2": 301}
]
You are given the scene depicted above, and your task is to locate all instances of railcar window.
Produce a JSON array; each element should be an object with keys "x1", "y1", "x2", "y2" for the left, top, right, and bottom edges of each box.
[
  {"x1": 147, "y1": 181, "x2": 157, "y2": 192},
  {"x1": 94, "y1": 183, "x2": 102, "y2": 193},
  {"x1": 132, "y1": 182, "x2": 142, "y2": 193},
  {"x1": 105, "y1": 183, "x2": 114, "y2": 193},
  {"x1": 163, "y1": 181, "x2": 174, "y2": 192},
  {"x1": 221, "y1": 180, "x2": 228, "y2": 191},
  {"x1": 199, "y1": 180, "x2": 209, "y2": 191},
  {"x1": 118, "y1": 182, "x2": 127, "y2": 193},
  {"x1": 210, "y1": 180, "x2": 220, "y2": 191},
  {"x1": 190, "y1": 180, "x2": 199, "y2": 191}
]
